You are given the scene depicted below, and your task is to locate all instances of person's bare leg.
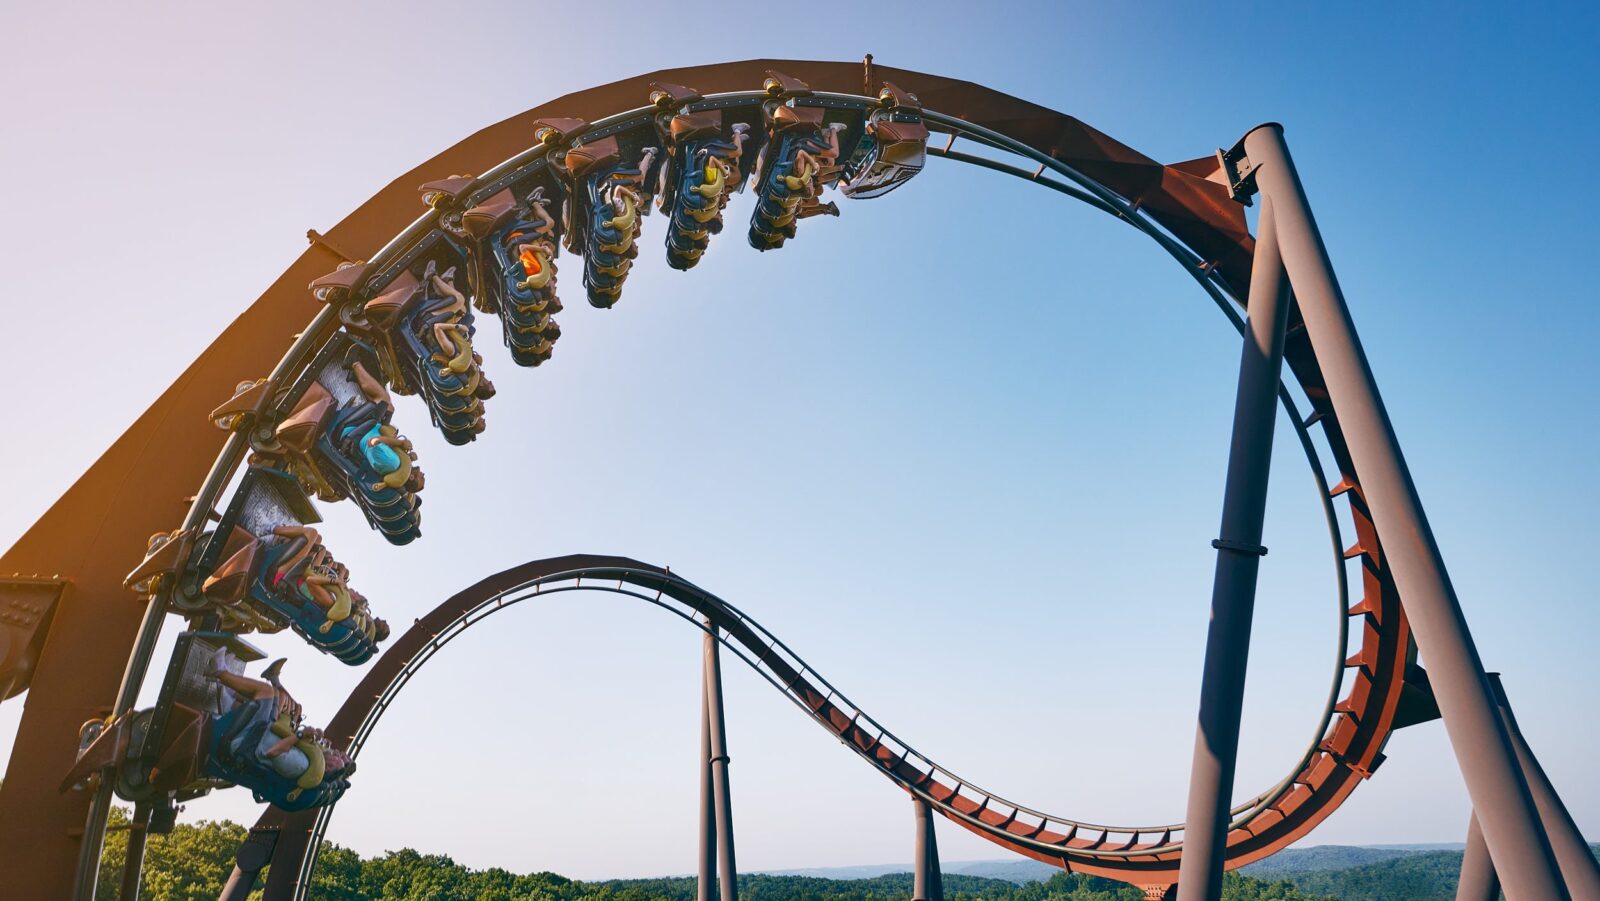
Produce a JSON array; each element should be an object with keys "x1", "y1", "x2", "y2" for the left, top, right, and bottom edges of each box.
[
  {"x1": 211, "y1": 671, "x2": 273, "y2": 700},
  {"x1": 270, "y1": 526, "x2": 322, "y2": 576},
  {"x1": 431, "y1": 321, "x2": 459, "y2": 360}
]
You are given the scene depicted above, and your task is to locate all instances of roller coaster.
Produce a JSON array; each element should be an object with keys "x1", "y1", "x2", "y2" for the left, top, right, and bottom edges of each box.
[{"x1": 0, "y1": 59, "x2": 1594, "y2": 901}]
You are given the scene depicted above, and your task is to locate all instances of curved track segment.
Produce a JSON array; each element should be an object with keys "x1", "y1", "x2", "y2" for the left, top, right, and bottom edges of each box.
[
  {"x1": 242, "y1": 554, "x2": 1409, "y2": 898},
  {"x1": 0, "y1": 59, "x2": 1416, "y2": 898}
]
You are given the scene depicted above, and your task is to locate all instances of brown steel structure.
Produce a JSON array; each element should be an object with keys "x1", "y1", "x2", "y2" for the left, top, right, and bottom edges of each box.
[{"x1": 0, "y1": 58, "x2": 1590, "y2": 900}]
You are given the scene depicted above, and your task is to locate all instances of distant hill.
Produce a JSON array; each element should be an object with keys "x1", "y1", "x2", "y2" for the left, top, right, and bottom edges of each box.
[
  {"x1": 756, "y1": 859, "x2": 1059, "y2": 883},
  {"x1": 1355, "y1": 843, "x2": 1467, "y2": 851},
  {"x1": 1240, "y1": 845, "x2": 1424, "y2": 878},
  {"x1": 762, "y1": 846, "x2": 1458, "y2": 885},
  {"x1": 609, "y1": 871, "x2": 1327, "y2": 901},
  {"x1": 756, "y1": 863, "x2": 912, "y2": 880},
  {"x1": 1264, "y1": 850, "x2": 1470, "y2": 901},
  {"x1": 1254, "y1": 844, "x2": 1599, "y2": 901},
  {"x1": 944, "y1": 859, "x2": 1064, "y2": 883},
  {"x1": 606, "y1": 871, "x2": 1034, "y2": 899},
  {"x1": 765, "y1": 843, "x2": 1600, "y2": 900}
]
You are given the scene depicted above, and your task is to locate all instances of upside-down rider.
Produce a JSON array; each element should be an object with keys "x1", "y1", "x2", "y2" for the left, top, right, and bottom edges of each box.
[{"x1": 209, "y1": 659, "x2": 353, "y2": 803}]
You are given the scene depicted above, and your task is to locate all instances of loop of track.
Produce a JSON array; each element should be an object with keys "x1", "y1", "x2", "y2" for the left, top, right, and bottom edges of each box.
[{"x1": 177, "y1": 71, "x2": 1417, "y2": 894}]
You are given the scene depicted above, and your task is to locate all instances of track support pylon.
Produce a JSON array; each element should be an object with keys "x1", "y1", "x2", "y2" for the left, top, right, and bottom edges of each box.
[
  {"x1": 1240, "y1": 121, "x2": 1567, "y2": 900},
  {"x1": 703, "y1": 622, "x2": 738, "y2": 901},
  {"x1": 1486, "y1": 674, "x2": 1600, "y2": 899},
  {"x1": 1457, "y1": 815, "x2": 1499, "y2": 901},
  {"x1": 912, "y1": 796, "x2": 943, "y2": 901},
  {"x1": 1177, "y1": 190, "x2": 1292, "y2": 901}
]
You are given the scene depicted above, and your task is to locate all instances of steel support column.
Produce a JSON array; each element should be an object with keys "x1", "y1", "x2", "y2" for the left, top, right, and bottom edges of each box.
[
  {"x1": 1458, "y1": 815, "x2": 1501, "y2": 901},
  {"x1": 704, "y1": 624, "x2": 738, "y2": 901},
  {"x1": 912, "y1": 796, "x2": 944, "y2": 901},
  {"x1": 219, "y1": 868, "x2": 259, "y2": 901},
  {"x1": 220, "y1": 825, "x2": 279, "y2": 901},
  {"x1": 72, "y1": 758, "x2": 116, "y2": 897},
  {"x1": 114, "y1": 804, "x2": 152, "y2": 901},
  {"x1": 1176, "y1": 194, "x2": 1293, "y2": 901},
  {"x1": 75, "y1": 587, "x2": 174, "y2": 900},
  {"x1": 1488, "y1": 675, "x2": 1600, "y2": 899},
  {"x1": 699, "y1": 626, "x2": 717, "y2": 901},
  {"x1": 1241, "y1": 122, "x2": 1566, "y2": 900}
]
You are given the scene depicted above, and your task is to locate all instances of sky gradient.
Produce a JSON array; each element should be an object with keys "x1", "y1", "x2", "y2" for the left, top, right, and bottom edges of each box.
[{"x1": 1, "y1": 0, "x2": 1596, "y2": 879}]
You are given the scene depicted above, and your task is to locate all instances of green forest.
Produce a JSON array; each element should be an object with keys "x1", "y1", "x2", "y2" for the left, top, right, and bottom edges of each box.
[
  {"x1": 91, "y1": 806, "x2": 1598, "y2": 901},
  {"x1": 95, "y1": 805, "x2": 1326, "y2": 900},
  {"x1": 75, "y1": 796, "x2": 1600, "y2": 901}
]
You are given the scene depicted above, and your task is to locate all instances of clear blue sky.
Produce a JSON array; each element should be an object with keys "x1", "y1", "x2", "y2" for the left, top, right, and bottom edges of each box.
[{"x1": 1, "y1": 0, "x2": 1596, "y2": 879}]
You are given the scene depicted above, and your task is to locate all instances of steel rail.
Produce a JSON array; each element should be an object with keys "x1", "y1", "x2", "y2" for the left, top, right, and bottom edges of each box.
[
  {"x1": 286, "y1": 547, "x2": 1338, "y2": 900},
  {"x1": 288, "y1": 567, "x2": 1098, "y2": 894},
  {"x1": 108, "y1": 89, "x2": 1381, "y2": 896},
  {"x1": 926, "y1": 136, "x2": 1353, "y2": 831},
  {"x1": 919, "y1": 112, "x2": 1370, "y2": 835}
]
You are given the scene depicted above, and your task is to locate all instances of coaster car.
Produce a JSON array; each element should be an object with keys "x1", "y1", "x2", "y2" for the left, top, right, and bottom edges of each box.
[
  {"x1": 564, "y1": 134, "x2": 649, "y2": 308},
  {"x1": 749, "y1": 73, "x2": 845, "y2": 250},
  {"x1": 360, "y1": 260, "x2": 495, "y2": 444},
  {"x1": 458, "y1": 186, "x2": 565, "y2": 367},
  {"x1": 650, "y1": 82, "x2": 752, "y2": 271},
  {"x1": 60, "y1": 647, "x2": 354, "y2": 814},
  {"x1": 203, "y1": 659, "x2": 354, "y2": 811},
  {"x1": 839, "y1": 83, "x2": 929, "y2": 199},
  {"x1": 204, "y1": 522, "x2": 389, "y2": 665},
  {"x1": 274, "y1": 336, "x2": 423, "y2": 545}
]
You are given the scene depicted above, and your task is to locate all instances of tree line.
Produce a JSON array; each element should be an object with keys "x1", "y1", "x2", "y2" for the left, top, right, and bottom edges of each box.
[{"x1": 95, "y1": 807, "x2": 1331, "y2": 900}]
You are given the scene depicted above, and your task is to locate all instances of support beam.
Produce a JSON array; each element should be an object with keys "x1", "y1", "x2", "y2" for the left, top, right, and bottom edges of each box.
[
  {"x1": 704, "y1": 624, "x2": 738, "y2": 901},
  {"x1": 218, "y1": 868, "x2": 258, "y2": 901},
  {"x1": 912, "y1": 796, "x2": 944, "y2": 901},
  {"x1": 1177, "y1": 193, "x2": 1293, "y2": 901},
  {"x1": 219, "y1": 825, "x2": 279, "y2": 901},
  {"x1": 75, "y1": 587, "x2": 175, "y2": 901},
  {"x1": 75, "y1": 789, "x2": 115, "y2": 901},
  {"x1": 1489, "y1": 675, "x2": 1600, "y2": 899},
  {"x1": 1241, "y1": 122, "x2": 1567, "y2": 900},
  {"x1": 113, "y1": 804, "x2": 152, "y2": 901},
  {"x1": 699, "y1": 635, "x2": 717, "y2": 901},
  {"x1": 1457, "y1": 815, "x2": 1500, "y2": 901}
]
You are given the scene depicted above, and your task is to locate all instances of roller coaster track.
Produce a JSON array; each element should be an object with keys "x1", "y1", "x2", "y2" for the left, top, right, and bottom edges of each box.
[
  {"x1": 245, "y1": 550, "x2": 1408, "y2": 897},
  {"x1": 164, "y1": 65, "x2": 1427, "y2": 896},
  {"x1": 9, "y1": 58, "x2": 1504, "y2": 898}
]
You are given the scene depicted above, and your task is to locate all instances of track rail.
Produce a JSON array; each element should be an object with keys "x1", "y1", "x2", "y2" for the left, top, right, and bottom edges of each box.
[
  {"x1": 252, "y1": 541, "x2": 1401, "y2": 897},
  {"x1": 44, "y1": 62, "x2": 1418, "y2": 897}
]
